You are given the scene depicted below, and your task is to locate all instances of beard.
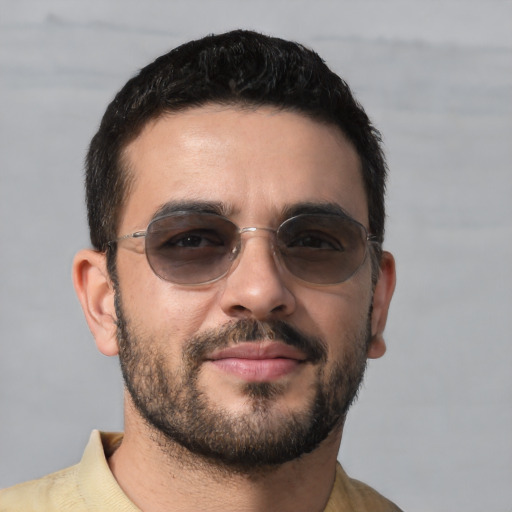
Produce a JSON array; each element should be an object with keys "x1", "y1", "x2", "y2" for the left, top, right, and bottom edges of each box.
[{"x1": 115, "y1": 292, "x2": 370, "y2": 473}]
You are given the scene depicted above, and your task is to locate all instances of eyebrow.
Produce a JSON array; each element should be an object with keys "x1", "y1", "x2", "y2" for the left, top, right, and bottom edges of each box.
[
  {"x1": 152, "y1": 200, "x2": 232, "y2": 221},
  {"x1": 150, "y1": 200, "x2": 357, "y2": 224},
  {"x1": 281, "y1": 202, "x2": 356, "y2": 221}
]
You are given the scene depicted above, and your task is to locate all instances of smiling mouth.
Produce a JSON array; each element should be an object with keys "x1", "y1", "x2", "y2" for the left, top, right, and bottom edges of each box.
[{"x1": 206, "y1": 341, "x2": 308, "y2": 382}]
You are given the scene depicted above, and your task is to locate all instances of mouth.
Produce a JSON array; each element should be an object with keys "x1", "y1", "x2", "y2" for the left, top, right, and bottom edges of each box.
[{"x1": 206, "y1": 341, "x2": 308, "y2": 382}]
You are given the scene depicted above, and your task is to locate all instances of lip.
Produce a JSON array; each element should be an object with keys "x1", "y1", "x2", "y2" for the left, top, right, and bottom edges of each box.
[
  {"x1": 208, "y1": 341, "x2": 308, "y2": 361},
  {"x1": 206, "y1": 341, "x2": 308, "y2": 382}
]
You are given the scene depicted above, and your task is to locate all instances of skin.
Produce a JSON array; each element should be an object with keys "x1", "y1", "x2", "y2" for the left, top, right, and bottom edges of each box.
[{"x1": 73, "y1": 105, "x2": 396, "y2": 512}]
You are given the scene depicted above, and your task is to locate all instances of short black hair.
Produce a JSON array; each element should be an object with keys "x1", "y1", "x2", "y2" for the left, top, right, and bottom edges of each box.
[{"x1": 86, "y1": 29, "x2": 387, "y2": 275}]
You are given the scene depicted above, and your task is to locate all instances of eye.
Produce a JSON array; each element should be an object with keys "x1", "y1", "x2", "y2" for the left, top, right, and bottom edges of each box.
[
  {"x1": 162, "y1": 230, "x2": 225, "y2": 249},
  {"x1": 288, "y1": 232, "x2": 343, "y2": 251}
]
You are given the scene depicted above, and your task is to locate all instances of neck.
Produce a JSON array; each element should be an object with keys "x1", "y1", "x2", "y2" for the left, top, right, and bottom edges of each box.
[{"x1": 109, "y1": 399, "x2": 343, "y2": 512}]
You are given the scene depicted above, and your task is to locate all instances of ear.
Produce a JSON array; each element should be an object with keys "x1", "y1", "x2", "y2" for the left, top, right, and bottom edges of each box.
[
  {"x1": 72, "y1": 249, "x2": 119, "y2": 356},
  {"x1": 367, "y1": 251, "x2": 396, "y2": 359}
]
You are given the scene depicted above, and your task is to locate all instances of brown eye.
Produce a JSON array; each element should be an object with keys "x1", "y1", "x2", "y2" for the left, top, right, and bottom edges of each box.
[
  {"x1": 287, "y1": 233, "x2": 343, "y2": 251},
  {"x1": 165, "y1": 230, "x2": 225, "y2": 248}
]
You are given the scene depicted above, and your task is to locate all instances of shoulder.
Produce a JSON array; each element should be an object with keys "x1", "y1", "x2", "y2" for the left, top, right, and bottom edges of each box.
[
  {"x1": 0, "y1": 431, "x2": 129, "y2": 512},
  {"x1": 327, "y1": 464, "x2": 404, "y2": 512},
  {"x1": 0, "y1": 464, "x2": 84, "y2": 511},
  {"x1": 346, "y1": 476, "x2": 404, "y2": 511}
]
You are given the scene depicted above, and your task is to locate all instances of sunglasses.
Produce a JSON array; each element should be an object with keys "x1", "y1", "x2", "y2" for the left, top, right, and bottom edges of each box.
[{"x1": 110, "y1": 211, "x2": 377, "y2": 286}]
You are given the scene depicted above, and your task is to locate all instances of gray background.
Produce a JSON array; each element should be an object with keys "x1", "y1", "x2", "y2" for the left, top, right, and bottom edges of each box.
[{"x1": 1, "y1": 1, "x2": 511, "y2": 511}]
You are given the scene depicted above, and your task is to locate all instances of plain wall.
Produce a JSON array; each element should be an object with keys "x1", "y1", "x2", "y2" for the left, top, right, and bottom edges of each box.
[{"x1": 1, "y1": 1, "x2": 511, "y2": 511}]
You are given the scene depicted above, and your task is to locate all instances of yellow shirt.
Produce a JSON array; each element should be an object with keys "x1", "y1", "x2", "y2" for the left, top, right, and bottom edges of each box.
[{"x1": 0, "y1": 431, "x2": 402, "y2": 511}]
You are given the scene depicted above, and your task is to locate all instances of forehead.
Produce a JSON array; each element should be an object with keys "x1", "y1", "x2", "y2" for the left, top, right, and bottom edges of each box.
[{"x1": 120, "y1": 105, "x2": 367, "y2": 231}]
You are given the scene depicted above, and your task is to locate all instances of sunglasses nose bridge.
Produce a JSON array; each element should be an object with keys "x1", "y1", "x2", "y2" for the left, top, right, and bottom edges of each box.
[
  {"x1": 233, "y1": 226, "x2": 279, "y2": 260},
  {"x1": 237, "y1": 226, "x2": 278, "y2": 248},
  {"x1": 239, "y1": 225, "x2": 275, "y2": 234},
  {"x1": 226, "y1": 226, "x2": 286, "y2": 283}
]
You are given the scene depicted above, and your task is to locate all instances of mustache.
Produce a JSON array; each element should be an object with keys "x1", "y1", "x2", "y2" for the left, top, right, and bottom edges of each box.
[{"x1": 184, "y1": 319, "x2": 328, "y2": 366}]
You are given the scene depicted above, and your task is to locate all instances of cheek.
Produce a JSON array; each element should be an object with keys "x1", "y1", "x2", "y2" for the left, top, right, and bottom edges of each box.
[
  {"x1": 296, "y1": 278, "x2": 373, "y2": 359},
  {"x1": 116, "y1": 252, "x2": 220, "y2": 344}
]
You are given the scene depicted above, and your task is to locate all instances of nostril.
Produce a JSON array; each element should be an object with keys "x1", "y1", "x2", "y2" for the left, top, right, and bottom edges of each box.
[{"x1": 271, "y1": 304, "x2": 286, "y2": 314}]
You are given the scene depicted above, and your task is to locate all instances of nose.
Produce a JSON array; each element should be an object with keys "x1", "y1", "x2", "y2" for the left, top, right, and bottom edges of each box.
[{"x1": 219, "y1": 232, "x2": 296, "y2": 320}]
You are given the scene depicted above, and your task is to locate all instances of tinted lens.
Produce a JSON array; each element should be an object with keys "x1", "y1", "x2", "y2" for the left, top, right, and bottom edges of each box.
[
  {"x1": 145, "y1": 212, "x2": 238, "y2": 284},
  {"x1": 143, "y1": 212, "x2": 369, "y2": 285},
  {"x1": 277, "y1": 214, "x2": 368, "y2": 284}
]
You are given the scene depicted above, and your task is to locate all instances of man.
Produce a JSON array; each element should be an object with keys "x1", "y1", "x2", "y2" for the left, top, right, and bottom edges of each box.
[{"x1": 0, "y1": 30, "x2": 399, "y2": 511}]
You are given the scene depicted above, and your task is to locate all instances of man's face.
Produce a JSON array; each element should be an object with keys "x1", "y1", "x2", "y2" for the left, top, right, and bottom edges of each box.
[{"x1": 114, "y1": 106, "x2": 379, "y2": 468}]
